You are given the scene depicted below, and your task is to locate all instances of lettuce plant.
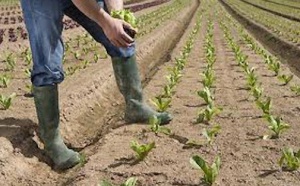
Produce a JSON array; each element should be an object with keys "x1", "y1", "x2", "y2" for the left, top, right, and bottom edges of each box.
[
  {"x1": 0, "y1": 93, "x2": 16, "y2": 110},
  {"x1": 278, "y1": 74, "x2": 293, "y2": 85},
  {"x1": 196, "y1": 105, "x2": 222, "y2": 124},
  {"x1": 65, "y1": 66, "x2": 80, "y2": 76},
  {"x1": 268, "y1": 62, "x2": 280, "y2": 76},
  {"x1": 202, "y1": 124, "x2": 221, "y2": 145},
  {"x1": 149, "y1": 115, "x2": 171, "y2": 135},
  {"x1": 111, "y1": 10, "x2": 137, "y2": 28},
  {"x1": 290, "y1": 85, "x2": 300, "y2": 96},
  {"x1": 190, "y1": 155, "x2": 221, "y2": 186},
  {"x1": 246, "y1": 72, "x2": 257, "y2": 89},
  {"x1": 99, "y1": 177, "x2": 138, "y2": 186},
  {"x1": 24, "y1": 68, "x2": 31, "y2": 78},
  {"x1": 250, "y1": 85, "x2": 263, "y2": 100},
  {"x1": 0, "y1": 74, "x2": 10, "y2": 88},
  {"x1": 202, "y1": 68, "x2": 215, "y2": 88},
  {"x1": 24, "y1": 51, "x2": 32, "y2": 66},
  {"x1": 161, "y1": 84, "x2": 174, "y2": 98},
  {"x1": 256, "y1": 97, "x2": 271, "y2": 114},
  {"x1": 166, "y1": 75, "x2": 177, "y2": 89},
  {"x1": 264, "y1": 115, "x2": 290, "y2": 138},
  {"x1": 130, "y1": 140, "x2": 155, "y2": 161},
  {"x1": 94, "y1": 53, "x2": 100, "y2": 63},
  {"x1": 197, "y1": 87, "x2": 214, "y2": 106},
  {"x1": 279, "y1": 148, "x2": 300, "y2": 171},
  {"x1": 4, "y1": 53, "x2": 16, "y2": 71},
  {"x1": 151, "y1": 96, "x2": 171, "y2": 112},
  {"x1": 25, "y1": 84, "x2": 33, "y2": 96},
  {"x1": 175, "y1": 57, "x2": 185, "y2": 70}
]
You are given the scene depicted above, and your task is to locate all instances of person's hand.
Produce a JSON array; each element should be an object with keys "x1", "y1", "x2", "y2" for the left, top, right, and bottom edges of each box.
[{"x1": 101, "y1": 16, "x2": 136, "y2": 48}]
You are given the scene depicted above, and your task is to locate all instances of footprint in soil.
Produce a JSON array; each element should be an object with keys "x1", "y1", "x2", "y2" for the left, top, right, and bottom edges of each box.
[{"x1": 0, "y1": 117, "x2": 51, "y2": 167}]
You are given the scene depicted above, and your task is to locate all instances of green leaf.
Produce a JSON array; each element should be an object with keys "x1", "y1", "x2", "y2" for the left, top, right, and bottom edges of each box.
[
  {"x1": 121, "y1": 177, "x2": 138, "y2": 186},
  {"x1": 130, "y1": 140, "x2": 155, "y2": 160},
  {"x1": 190, "y1": 155, "x2": 209, "y2": 174},
  {"x1": 278, "y1": 74, "x2": 293, "y2": 85},
  {"x1": 98, "y1": 180, "x2": 113, "y2": 186}
]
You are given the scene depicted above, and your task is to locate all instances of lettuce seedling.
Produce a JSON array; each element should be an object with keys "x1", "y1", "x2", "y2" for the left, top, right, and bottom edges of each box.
[
  {"x1": 279, "y1": 147, "x2": 300, "y2": 171},
  {"x1": 24, "y1": 51, "x2": 32, "y2": 66},
  {"x1": 264, "y1": 115, "x2": 290, "y2": 138},
  {"x1": 24, "y1": 68, "x2": 31, "y2": 78},
  {"x1": 0, "y1": 93, "x2": 16, "y2": 110},
  {"x1": 94, "y1": 53, "x2": 100, "y2": 63},
  {"x1": 278, "y1": 74, "x2": 293, "y2": 85},
  {"x1": 197, "y1": 87, "x2": 214, "y2": 106},
  {"x1": 150, "y1": 96, "x2": 171, "y2": 112},
  {"x1": 268, "y1": 62, "x2": 280, "y2": 76},
  {"x1": 149, "y1": 115, "x2": 171, "y2": 135},
  {"x1": 197, "y1": 105, "x2": 222, "y2": 124},
  {"x1": 250, "y1": 85, "x2": 263, "y2": 100},
  {"x1": 237, "y1": 54, "x2": 248, "y2": 69},
  {"x1": 161, "y1": 84, "x2": 174, "y2": 98},
  {"x1": 245, "y1": 67, "x2": 255, "y2": 76},
  {"x1": 25, "y1": 84, "x2": 33, "y2": 96},
  {"x1": 130, "y1": 140, "x2": 155, "y2": 161},
  {"x1": 0, "y1": 74, "x2": 10, "y2": 88},
  {"x1": 202, "y1": 124, "x2": 221, "y2": 145},
  {"x1": 166, "y1": 75, "x2": 177, "y2": 89},
  {"x1": 4, "y1": 53, "x2": 16, "y2": 71},
  {"x1": 99, "y1": 177, "x2": 138, "y2": 186},
  {"x1": 264, "y1": 55, "x2": 273, "y2": 65},
  {"x1": 168, "y1": 66, "x2": 182, "y2": 80},
  {"x1": 190, "y1": 155, "x2": 221, "y2": 186},
  {"x1": 256, "y1": 97, "x2": 271, "y2": 114},
  {"x1": 290, "y1": 85, "x2": 300, "y2": 96},
  {"x1": 202, "y1": 68, "x2": 216, "y2": 88},
  {"x1": 246, "y1": 72, "x2": 257, "y2": 89},
  {"x1": 73, "y1": 51, "x2": 81, "y2": 60},
  {"x1": 175, "y1": 57, "x2": 186, "y2": 70},
  {"x1": 65, "y1": 66, "x2": 80, "y2": 76},
  {"x1": 81, "y1": 60, "x2": 90, "y2": 69}
]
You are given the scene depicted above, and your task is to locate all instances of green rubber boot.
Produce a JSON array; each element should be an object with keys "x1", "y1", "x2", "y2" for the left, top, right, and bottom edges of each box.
[
  {"x1": 33, "y1": 85, "x2": 80, "y2": 170},
  {"x1": 111, "y1": 55, "x2": 172, "y2": 125}
]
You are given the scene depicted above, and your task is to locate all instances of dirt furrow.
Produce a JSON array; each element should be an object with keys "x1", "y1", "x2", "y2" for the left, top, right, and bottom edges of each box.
[
  {"x1": 0, "y1": 1, "x2": 200, "y2": 185},
  {"x1": 214, "y1": 10, "x2": 300, "y2": 185}
]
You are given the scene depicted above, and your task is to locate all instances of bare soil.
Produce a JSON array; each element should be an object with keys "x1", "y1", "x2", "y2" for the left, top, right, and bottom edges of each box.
[
  {"x1": 1, "y1": 0, "x2": 300, "y2": 185},
  {"x1": 219, "y1": 0, "x2": 300, "y2": 77},
  {"x1": 0, "y1": 0, "x2": 199, "y2": 185}
]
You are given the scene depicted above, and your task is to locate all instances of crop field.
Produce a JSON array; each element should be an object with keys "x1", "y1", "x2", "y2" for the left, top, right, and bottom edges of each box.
[{"x1": 1, "y1": 0, "x2": 300, "y2": 185}]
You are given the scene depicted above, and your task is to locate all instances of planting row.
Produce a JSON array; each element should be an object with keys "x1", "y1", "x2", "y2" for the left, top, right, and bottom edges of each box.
[
  {"x1": 218, "y1": 0, "x2": 300, "y2": 173},
  {"x1": 224, "y1": 0, "x2": 300, "y2": 44},
  {"x1": 242, "y1": 0, "x2": 300, "y2": 20},
  {"x1": 0, "y1": 0, "x2": 174, "y2": 45},
  {"x1": 0, "y1": 0, "x2": 189, "y2": 110}
]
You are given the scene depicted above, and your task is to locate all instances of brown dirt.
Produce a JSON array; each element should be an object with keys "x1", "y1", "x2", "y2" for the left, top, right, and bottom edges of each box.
[
  {"x1": 1, "y1": 0, "x2": 300, "y2": 185},
  {"x1": 219, "y1": 0, "x2": 300, "y2": 78},
  {"x1": 0, "y1": 0, "x2": 199, "y2": 185}
]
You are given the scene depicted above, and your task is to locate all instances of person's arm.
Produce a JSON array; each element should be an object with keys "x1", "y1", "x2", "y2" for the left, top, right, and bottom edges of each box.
[
  {"x1": 71, "y1": 0, "x2": 133, "y2": 47},
  {"x1": 104, "y1": 0, "x2": 123, "y2": 12}
]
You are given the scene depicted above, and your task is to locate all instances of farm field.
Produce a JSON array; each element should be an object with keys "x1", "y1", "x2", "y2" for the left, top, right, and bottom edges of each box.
[{"x1": 1, "y1": 0, "x2": 300, "y2": 185}]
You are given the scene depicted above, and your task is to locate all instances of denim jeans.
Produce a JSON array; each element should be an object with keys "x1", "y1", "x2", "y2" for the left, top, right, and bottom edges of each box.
[{"x1": 21, "y1": 0, "x2": 135, "y2": 86}]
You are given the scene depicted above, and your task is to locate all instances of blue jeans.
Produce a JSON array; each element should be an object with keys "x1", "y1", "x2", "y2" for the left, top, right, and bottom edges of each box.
[{"x1": 21, "y1": 0, "x2": 135, "y2": 86}]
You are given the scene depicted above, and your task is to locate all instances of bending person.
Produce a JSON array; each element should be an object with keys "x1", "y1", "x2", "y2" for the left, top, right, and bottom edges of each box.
[{"x1": 21, "y1": 0, "x2": 172, "y2": 170}]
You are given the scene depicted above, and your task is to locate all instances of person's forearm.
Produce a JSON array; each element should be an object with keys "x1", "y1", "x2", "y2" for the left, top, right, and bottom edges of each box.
[
  {"x1": 72, "y1": 0, "x2": 110, "y2": 28},
  {"x1": 104, "y1": 0, "x2": 123, "y2": 12}
]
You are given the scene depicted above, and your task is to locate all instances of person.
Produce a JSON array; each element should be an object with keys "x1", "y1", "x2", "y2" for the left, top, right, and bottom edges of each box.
[{"x1": 21, "y1": 0, "x2": 172, "y2": 170}]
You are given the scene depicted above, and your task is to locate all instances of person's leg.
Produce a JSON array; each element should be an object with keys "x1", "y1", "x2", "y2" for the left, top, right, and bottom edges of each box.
[
  {"x1": 63, "y1": 1, "x2": 172, "y2": 124},
  {"x1": 21, "y1": 0, "x2": 80, "y2": 169}
]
